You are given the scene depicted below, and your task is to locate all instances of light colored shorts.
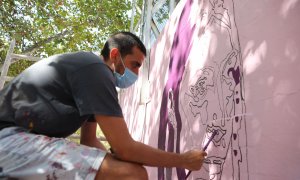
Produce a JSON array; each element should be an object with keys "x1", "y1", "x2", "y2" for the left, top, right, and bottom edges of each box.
[{"x1": 0, "y1": 127, "x2": 106, "y2": 180}]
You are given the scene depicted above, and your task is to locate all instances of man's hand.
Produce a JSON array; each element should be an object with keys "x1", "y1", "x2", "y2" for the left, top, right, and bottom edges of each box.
[{"x1": 181, "y1": 150, "x2": 207, "y2": 171}]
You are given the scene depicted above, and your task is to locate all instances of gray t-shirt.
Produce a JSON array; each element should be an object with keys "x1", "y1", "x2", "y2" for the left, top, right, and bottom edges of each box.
[{"x1": 0, "y1": 51, "x2": 123, "y2": 137}]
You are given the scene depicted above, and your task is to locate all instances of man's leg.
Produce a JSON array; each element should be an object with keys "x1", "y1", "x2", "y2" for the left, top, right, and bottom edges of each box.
[
  {"x1": 0, "y1": 127, "x2": 105, "y2": 179},
  {"x1": 96, "y1": 153, "x2": 148, "y2": 180},
  {"x1": 0, "y1": 127, "x2": 148, "y2": 179}
]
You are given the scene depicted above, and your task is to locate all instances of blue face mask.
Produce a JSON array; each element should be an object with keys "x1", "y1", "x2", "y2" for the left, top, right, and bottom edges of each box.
[{"x1": 114, "y1": 56, "x2": 138, "y2": 89}]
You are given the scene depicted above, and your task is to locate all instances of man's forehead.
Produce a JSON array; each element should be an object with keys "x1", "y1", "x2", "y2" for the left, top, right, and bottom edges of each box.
[{"x1": 131, "y1": 47, "x2": 145, "y2": 60}]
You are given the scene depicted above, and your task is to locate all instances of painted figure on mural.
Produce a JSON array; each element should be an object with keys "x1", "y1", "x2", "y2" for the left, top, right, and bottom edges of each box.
[
  {"x1": 157, "y1": 0, "x2": 196, "y2": 179},
  {"x1": 165, "y1": 89, "x2": 177, "y2": 179},
  {"x1": 179, "y1": 0, "x2": 249, "y2": 179}
]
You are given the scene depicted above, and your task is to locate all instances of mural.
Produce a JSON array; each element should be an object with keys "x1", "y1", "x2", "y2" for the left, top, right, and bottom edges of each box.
[
  {"x1": 157, "y1": 0, "x2": 196, "y2": 178},
  {"x1": 157, "y1": 0, "x2": 248, "y2": 179},
  {"x1": 180, "y1": 0, "x2": 248, "y2": 180},
  {"x1": 120, "y1": 0, "x2": 300, "y2": 179}
]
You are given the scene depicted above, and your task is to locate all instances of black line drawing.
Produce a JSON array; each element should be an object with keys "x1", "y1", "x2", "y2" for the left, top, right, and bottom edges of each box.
[{"x1": 178, "y1": 0, "x2": 249, "y2": 179}]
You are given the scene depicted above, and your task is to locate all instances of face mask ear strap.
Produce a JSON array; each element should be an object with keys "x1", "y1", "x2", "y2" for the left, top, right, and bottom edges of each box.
[{"x1": 119, "y1": 55, "x2": 126, "y2": 68}]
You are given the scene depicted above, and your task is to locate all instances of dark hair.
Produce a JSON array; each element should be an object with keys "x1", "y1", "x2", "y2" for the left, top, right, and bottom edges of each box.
[{"x1": 101, "y1": 31, "x2": 147, "y2": 61}]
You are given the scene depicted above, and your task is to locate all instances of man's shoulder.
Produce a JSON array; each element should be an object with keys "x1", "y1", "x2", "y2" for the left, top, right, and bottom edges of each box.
[
  {"x1": 47, "y1": 51, "x2": 106, "y2": 73},
  {"x1": 54, "y1": 51, "x2": 103, "y2": 63}
]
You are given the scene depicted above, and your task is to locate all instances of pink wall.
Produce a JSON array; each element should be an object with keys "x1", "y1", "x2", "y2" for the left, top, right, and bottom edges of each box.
[{"x1": 119, "y1": 0, "x2": 300, "y2": 179}]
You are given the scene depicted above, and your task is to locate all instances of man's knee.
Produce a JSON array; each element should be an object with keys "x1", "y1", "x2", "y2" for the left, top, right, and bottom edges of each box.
[
  {"x1": 126, "y1": 163, "x2": 148, "y2": 180},
  {"x1": 96, "y1": 154, "x2": 148, "y2": 180}
]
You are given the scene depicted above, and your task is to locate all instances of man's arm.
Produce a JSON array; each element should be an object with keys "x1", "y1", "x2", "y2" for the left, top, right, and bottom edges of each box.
[
  {"x1": 96, "y1": 115, "x2": 206, "y2": 170},
  {"x1": 80, "y1": 121, "x2": 107, "y2": 151}
]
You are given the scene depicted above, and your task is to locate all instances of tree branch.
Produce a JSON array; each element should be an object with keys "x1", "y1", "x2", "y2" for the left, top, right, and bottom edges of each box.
[{"x1": 22, "y1": 30, "x2": 72, "y2": 54}]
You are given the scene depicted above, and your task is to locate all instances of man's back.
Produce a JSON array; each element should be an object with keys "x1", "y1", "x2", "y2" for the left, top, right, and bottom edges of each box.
[{"x1": 0, "y1": 51, "x2": 121, "y2": 137}]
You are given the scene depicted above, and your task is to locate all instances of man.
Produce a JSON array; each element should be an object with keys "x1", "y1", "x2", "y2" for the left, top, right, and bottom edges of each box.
[{"x1": 0, "y1": 32, "x2": 206, "y2": 179}]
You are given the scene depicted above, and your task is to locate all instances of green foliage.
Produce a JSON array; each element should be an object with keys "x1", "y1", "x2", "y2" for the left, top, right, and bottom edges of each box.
[
  {"x1": 0, "y1": 0, "x2": 133, "y2": 146},
  {"x1": 153, "y1": 0, "x2": 170, "y2": 24},
  {"x1": 8, "y1": 60, "x2": 35, "y2": 77},
  {"x1": 0, "y1": 0, "x2": 132, "y2": 74}
]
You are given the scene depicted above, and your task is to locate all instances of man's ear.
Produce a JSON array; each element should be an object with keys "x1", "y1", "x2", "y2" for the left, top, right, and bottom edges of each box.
[{"x1": 109, "y1": 48, "x2": 119, "y2": 63}]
